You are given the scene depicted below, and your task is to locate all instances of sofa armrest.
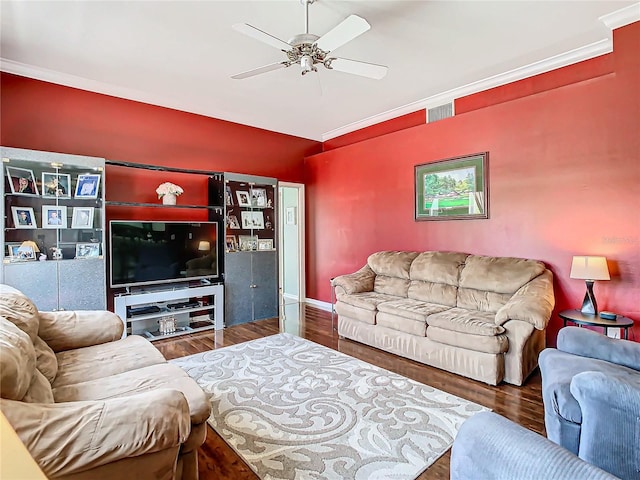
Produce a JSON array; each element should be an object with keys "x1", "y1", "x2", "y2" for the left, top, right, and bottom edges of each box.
[
  {"x1": 331, "y1": 264, "x2": 375, "y2": 296},
  {"x1": 557, "y1": 326, "x2": 640, "y2": 371},
  {"x1": 495, "y1": 269, "x2": 555, "y2": 330},
  {"x1": 571, "y1": 371, "x2": 640, "y2": 479},
  {"x1": 38, "y1": 310, "x2": 124, "y2": 352},
  {"x1": 1, "y1": 389, "x2": 190, "y2": 478},
  {"x1": 451, "y1": 411, "x2": 618, "y2": 480}
]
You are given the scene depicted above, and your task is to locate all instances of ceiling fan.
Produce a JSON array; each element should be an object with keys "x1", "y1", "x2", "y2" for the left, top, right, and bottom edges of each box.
[{"x1": 231, "y1": 0, "x2": 388, "y2": 80}]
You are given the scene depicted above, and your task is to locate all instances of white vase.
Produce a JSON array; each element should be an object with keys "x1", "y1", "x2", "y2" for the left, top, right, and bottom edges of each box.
[{"x1": 162, "y1": 193, "x2": 177, "y2": 205}]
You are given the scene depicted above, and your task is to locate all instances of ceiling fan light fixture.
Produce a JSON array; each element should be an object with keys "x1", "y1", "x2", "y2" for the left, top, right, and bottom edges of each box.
[{"x1": 300, "y1": 55, "x2": 316, "y2": 75}]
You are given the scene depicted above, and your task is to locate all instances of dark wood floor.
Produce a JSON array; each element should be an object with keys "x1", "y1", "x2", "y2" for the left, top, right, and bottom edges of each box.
[{"x1": 155, "y1": 305, "x2": 545, "y2": 480}]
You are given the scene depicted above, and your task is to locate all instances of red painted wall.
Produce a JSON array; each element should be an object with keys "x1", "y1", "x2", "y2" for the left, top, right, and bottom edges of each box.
[
  {"x1": 305, "y1": 22, "x2": 640, "y2": 342},
  {"x1": 0, "y1": 73, "x2": 322, "y2": 207}
]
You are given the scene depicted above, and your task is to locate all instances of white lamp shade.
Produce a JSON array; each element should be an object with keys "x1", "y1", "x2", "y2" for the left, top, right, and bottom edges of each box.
[
  {"x1": 18, "y1": 241, "x2": 40, "y2": 253},
  {"x1": 570, "y1": 256, "x2": 610, "y2": 281},
  {"x1": 198, "y1": 241, "x2": 211, "y2": 251}
]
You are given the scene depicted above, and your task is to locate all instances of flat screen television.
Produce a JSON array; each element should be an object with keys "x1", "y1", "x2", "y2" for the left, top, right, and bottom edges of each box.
[{"x1": 109, "y1": 221, "x2": 219, "y2": 288}]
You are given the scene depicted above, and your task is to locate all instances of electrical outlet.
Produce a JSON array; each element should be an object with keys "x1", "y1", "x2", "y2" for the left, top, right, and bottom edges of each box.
[{"x1": 607, "y1": 328, "x2": 621, "y2": 339}]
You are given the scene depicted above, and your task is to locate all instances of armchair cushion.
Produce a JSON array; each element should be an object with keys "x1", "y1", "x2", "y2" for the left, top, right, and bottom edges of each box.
[
  {"x1": 451, "y1": 411, "x2": 618, "y2": 480},
  {"x1": 0, "y1": 319, "x2": 36, "y2": 400},
  {"x1": 557, "y1": 326, "x2": 640, "y2": 371},
  {"x1": 38, "y1": 310, "x2": 124, "y2": 353},
  {"x1": 33, "y1": 336, "x2": 57, "y2": 383},
  {"x1": 0, "y1": 285, "x2": 40, "y2": 341}
]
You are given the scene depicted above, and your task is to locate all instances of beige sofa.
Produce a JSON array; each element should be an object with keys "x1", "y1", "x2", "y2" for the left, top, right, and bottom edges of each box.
[
  {"x1": 0, "y1": 284, "x2": 210, "y2": 480},
  {"x1": 333, "y1": 251, "x2": 555, "y2": 385}
]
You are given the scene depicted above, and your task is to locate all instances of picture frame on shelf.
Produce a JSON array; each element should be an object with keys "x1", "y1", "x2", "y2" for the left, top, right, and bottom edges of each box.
[
  {"x1": 71, "y1": 207, "x2": 94, "y2": 228},
  {"x1": 241, "y1": 211, "x2": 264, "y2": 229},
  {"x1": 6, "y1": 166, "x2": 39, "y2": 196},
  {"x1": 250, "y1": 187, "x2": 267, "y2": 207},
  {"x1": 225, "y1": 185, "x2": 234, "y2": 206},
  {"x1": 257, "y1": 239, "x2": 274, "y2": 251},
  {"x1": 74, "y1": 174, "x2": 101, "y2": 199},
  {"x1": 228, "y1": 215, "x2": 241, "y2": 229},
  {"x1": 225, "y1": 235, "x2": 237, "y2": 252},
  {"x1": 415, "y1": 152, "x2": 489, "y2": 221},
  {"x1": 41, "y1": 172, "x2": 72, "y2": 198},
  {"x1": 75, "y1": 243, "x2": 101, "y2": 259},
  {"x1": 42, "y1": 205, "x2": 68, "y2": 229},
  {"x1": 7, "y1": 243, "x2": 36, "y2": 261},
  {"x1": 236, "y1": 190, "x2": 251, "y2": 207},
  {"x1": 11, "y1": 206, "x2": 37, "y2": 229},
  {"x1": 238, "y1": 235, "x2": 258, "y2": 251}
]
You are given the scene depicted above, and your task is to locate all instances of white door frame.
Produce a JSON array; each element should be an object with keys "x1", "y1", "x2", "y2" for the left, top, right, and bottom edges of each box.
[{"x1": 278, "y1": 182, "x2": 305, "y2": 305}]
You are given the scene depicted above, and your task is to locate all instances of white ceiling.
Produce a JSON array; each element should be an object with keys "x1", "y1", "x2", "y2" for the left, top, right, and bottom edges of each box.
[{"x1": 1, "y1": 1, "x2": 638, "y2": 141}]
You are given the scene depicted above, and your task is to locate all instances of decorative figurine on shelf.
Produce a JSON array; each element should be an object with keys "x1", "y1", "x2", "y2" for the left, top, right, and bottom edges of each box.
[
  {"x1": 39, "y1": 253, "x2": 47, "y2": 261},
  {"x1": 266, "y1": 199, "x2": 273, "y2": 208},
  {"x1": 156, "y1": 182, "x2": 184, "y2": 205},
  {"x1": 265, "y1": 216, "x2": 272, "y2": 230},
  {"x1": 50, "y1": 247, "x2": 63, "y2": 260}
]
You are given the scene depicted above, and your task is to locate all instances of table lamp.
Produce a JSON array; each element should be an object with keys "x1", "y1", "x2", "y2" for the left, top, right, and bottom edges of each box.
[
  {"x1": 198, "y1": 241, "x2": 210, "y2": 252},
  {"x1": 570, "y1": 256, "x2": 610, "y2": 315}
]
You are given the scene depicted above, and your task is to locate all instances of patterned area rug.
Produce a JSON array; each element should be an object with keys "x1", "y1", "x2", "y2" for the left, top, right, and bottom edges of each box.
[{"x1": 171, "y1": 333, "x2": 487, "y2": 480}]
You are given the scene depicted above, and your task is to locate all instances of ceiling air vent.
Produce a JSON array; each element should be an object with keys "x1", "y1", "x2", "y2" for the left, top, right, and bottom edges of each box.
[{"x1": 427, "y1": 102, "x2": 454, "y2": 123}]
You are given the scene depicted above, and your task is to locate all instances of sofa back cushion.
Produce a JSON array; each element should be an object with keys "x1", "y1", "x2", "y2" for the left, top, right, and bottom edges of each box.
[
  {"x1": 0, "y1": 284, "x2": 40, "y2": 342},
  {"x1": 458, "y1": 255, "x2": 546, "y2": 312},
  {"x1": 408, "y1": 252, "x2": 469, "y2": 306},
  {"x1": 34, "y1": 336, "x2": 58, "y2": 383},
  {"x1": 368, "y1": 251, "x2": 419, "y2": 297},
  {"x1": 0, "y1": 318, "x2": 36, "y2": 400}
]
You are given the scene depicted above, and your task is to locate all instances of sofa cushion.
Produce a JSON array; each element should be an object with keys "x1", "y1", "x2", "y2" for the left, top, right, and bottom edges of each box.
[
  {"x1": 0, "y1": 318, "x2": 36, "y2": 400},
  {"x1": 410, "y1": 251, "x2": 468, "y2": 285},
  {"x1": 376, "y1": 312, "x2": 427, "y2": 336},
  {"x1": 34, "y1": 336, "x2": 58, "y2": 383},
  {"x1": 368, "y1": 251, "x2": 419, "y2": 297},
  {"x1": 22, "y1": 369, "x2": 54, "y2": 403},
  {"x1": 0, "y1": 284, "x2": 40, "y2": 342},
  {"x1": 335, "y1": 301, "x2": 377, "y2": 324},
  {"x1": 408, "y1": 281, "x2": 458, "y2": 307},
  {"x1": 52, "y1": 335, "x2": 166, "y2": 388},
  {"x1": 377, "y1": 298, "x2": 450, "y2": 322},
  {"x1": 427, "y1": 308, "x2": 505, "y2": 336},
  {"x1": 427, "y1": 325, "x2": 509, "y2": 354},
  {"x1": 336, "y1": 292, "x2": 399, "y2": 312},
  {"x1": 460, "y1": 255, "x2": 546, "y2": 294},
  {"x1": 456, "y1": 288, "x2": 513, "y2": 313},
  {"x1": 53, "y1": 363, "x2": 211, "y2": 425}
]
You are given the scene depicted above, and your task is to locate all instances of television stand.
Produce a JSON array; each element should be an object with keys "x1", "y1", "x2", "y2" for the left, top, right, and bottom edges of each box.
[{"x1": 114, "y1": 283, "x2": 224, "y2": 340}]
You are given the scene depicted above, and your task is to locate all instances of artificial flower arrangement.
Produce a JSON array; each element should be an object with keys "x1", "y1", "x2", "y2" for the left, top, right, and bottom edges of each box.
[{"x1": 156, "y1": 182, "x2": 184, "y2": 198}]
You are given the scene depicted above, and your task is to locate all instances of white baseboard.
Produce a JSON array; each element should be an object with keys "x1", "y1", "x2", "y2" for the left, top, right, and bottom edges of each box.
[{"x1": 304, "y1": 298, "x2": 332, "y2": 312}]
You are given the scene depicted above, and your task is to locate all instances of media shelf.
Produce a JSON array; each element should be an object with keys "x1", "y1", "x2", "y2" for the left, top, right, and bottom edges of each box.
[{"x1": 113, "y1": 283, "x2": 224, "y2": 341}]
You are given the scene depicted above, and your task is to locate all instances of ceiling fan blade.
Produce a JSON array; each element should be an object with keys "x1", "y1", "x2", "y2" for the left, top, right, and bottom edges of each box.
[
  {"x1": 315, "y1": 15, "x2": 370, "y2": 53},
  {"x1": 231, "y1": 62, "x2": 289, "y2": 80},
  {"x1": 232, "y1": 23, "x2": 291, "y2": 51},
  {"x1": 327, "y1": 57, "x2": 388, "y2": 80}
]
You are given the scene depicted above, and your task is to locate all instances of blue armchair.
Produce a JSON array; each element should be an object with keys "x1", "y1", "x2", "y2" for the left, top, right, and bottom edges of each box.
[
  {"x1": 451, "y1": 411, "x2": 617, "y2": 480},
  {"x1": 540, "y1": 326, "x2": 640, "y2": 480}
]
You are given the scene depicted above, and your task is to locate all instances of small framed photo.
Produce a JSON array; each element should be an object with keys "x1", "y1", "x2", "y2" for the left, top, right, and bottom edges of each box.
[
  {"x1": 74, "y1": 174, "x2": 101, "y2": 199},
  {"x1": 250, "y1": 188, "x2": 267, "y2": 207},
  {"x1": 6, "y1": 166, "x2": 39, "y2": 196},
  {"x1": 238, "y1": 235, "x2": 258, "y2": 251},
  {"x1": 228, "y1": 215, "x2": 241, "y2": 229},
  {"x1": 75, "y1": 243, "x2": 101, "y2": 258},
  {"x1": 6, "y1": 243, "x2": 23, "y2": 261},
  {"x1": 225, "y1": 235, "x2": 237, "y2": 252},
  {"x1": 42, "y1": 172, "x2": 72, "y2": 198},
  {"x1": 11, "y1": 206, "x2": 37, "y2": 228},
  {"x1": 241, "y1": 211, "x2": 264, "y2": 229},
  {"x1": 236, "y1": 190, "x2": 251, "y2": 207},
  {"x1": 225, "y1": 185, "x2": 234, "y2": 206},
  {"x1": 257, "y1": 239, "x2": 274, "y2": 251},
  {"x1": 42, "y1": 205, "x2": 68, "y2": 229},
  {"x1": 7, "y1": 243, "x2": 36, "y2": 261},
  {"x1": 71, "y1": 207, "x2": 94, "y2": 228}
]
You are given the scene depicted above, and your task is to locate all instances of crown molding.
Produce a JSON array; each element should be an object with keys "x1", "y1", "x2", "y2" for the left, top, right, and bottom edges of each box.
[
  {"x1": 599, "y1": 2, "x2": 640, "y2": 30},
  {"x1": 321, "y1": 38, "x2": 611, "y2": 141}
]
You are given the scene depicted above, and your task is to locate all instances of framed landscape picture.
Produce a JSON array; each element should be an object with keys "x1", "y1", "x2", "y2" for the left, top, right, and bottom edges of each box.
[{"x1": 415, "y1": 152, "x2": 489, "y2": 221}]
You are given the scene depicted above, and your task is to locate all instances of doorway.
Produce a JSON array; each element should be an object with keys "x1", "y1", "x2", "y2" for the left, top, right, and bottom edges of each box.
[{"x1": 278, "y1": 183, "x2": 305, "y2": 330}]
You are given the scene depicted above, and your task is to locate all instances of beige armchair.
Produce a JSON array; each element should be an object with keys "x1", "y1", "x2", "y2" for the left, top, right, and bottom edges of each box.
[{"x1": 0, "y1": 284, "x2": 210, "y2": 480}]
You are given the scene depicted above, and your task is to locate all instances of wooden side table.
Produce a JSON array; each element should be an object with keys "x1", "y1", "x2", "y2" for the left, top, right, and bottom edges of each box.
[{"x1": 559, "y1": 309, "x2": 634, "y2": 339}]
